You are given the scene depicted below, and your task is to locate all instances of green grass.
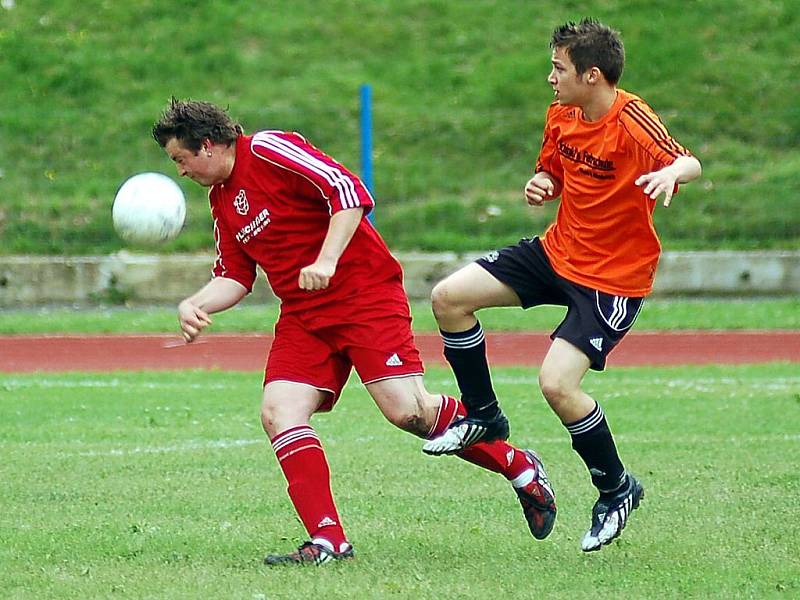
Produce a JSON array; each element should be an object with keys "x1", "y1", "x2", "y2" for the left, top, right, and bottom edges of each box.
[
  {"x1": 1, "y1": 365, "x2": 798, "y2": 598},
  {"x1": 0, "y1": 0, "x2": 798, "y2": 254},
  {"x1": 0, "y1": 298, "x2": 798, "y2": 334}
]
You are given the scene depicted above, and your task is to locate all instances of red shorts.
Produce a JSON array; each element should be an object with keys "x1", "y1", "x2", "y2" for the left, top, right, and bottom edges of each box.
[{"x1": 264, "y1": 289, "x2": 424, "y2": 411}]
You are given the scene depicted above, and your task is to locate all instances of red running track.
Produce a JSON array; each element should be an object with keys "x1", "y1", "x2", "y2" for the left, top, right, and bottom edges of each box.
[{"x1": 1, "y1": 331, "x2": 798, "y2": 373}]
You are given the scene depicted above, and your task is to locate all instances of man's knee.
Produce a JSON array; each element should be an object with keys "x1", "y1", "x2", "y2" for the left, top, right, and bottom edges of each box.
[
  {"x1": 431, "y1": 280, "x2": 456, "y2": 321},
  {"x1": 539, "y1": 368, "x2": 576, "y2": 409},
  {"x1": 260, "y1": 396, "x2": 280, "y2": 434},
  {"x1": 382, "y1": 394, "x2": 432, "y2": 437},
  {"x1": 432, "y1": 278, "x2": 477, "y2": 324},
  {"x1": 392, "y1": 411, "x2": 429, "y2": 437},
  {"x1": 260, "y1": 383, "x2": 324, "y2": 438},
  {"x1": 368, "y1": 377, "x2": 438, "y2": 437},
  {"x1": 260, "y1": 393, "x2": 307, "y2": 436}
]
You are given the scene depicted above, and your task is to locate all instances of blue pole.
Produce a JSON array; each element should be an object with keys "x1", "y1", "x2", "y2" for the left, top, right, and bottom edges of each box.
[{"x1": 360, "y1": 84, "x2": 374, "y2": 222}]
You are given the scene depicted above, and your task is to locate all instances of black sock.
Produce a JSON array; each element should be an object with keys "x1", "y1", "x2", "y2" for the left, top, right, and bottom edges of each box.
[
  {"x1": 566, "y1": 402, "x2": 626, "y2": 494},
  {"x1": 440, "y1": 321, "x2": 500, "y2": 419}
]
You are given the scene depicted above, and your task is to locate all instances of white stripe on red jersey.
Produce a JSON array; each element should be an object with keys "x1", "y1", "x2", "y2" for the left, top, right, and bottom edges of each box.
[
  {"x1": 251, "y1": 132, "x2": 366, "y2": 211},
  {"x1": 212, "y1": 217, "x2": 226, "y2": 278}
]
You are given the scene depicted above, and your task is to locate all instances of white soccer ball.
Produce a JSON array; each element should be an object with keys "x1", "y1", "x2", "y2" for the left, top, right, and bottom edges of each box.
[{"x1": 112, "y1": 172, "x2": 186, "y2": 244}]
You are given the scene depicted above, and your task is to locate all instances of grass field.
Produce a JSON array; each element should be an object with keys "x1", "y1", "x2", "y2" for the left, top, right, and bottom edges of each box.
[
  {"x1": 1, "y1": 297, "x2": 799, "y2": 334},
  {"x1": 1, "y1": 1, "x2": 799, "y2": 254},
  {"x1": 1, "y1": 365, "x2": 798, "y2": 599}
]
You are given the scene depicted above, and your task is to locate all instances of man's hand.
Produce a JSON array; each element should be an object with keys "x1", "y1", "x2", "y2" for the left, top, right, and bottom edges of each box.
[
  {"x1": 298, "y1": 208, "x2": 362, "y2": 292},
  {"x1": 635, "y1": 168, "x2": 680, "y2": 207},
  {"x1": 524, "y1": 172, "x2": 561, "y2": 206},
  {"x1": 178, "y1": 299, "x2": 212, "y2": 343},
  {"x1": 299, "y1": 260, "x2": 336, "y2": 291},
  {"x1": 636, "y1": 155, "x2": 703, "y2": 207}
]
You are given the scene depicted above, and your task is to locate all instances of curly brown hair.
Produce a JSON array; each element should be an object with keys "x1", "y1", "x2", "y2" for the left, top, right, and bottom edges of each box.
[{"x1": 152, "y1": 97, "x2": 244, "y2": 151}]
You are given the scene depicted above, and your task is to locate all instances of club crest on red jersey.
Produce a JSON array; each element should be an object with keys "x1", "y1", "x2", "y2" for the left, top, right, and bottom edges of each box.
[{"x1": 234, "y1": 189, "x2": 250, "y2": 215}]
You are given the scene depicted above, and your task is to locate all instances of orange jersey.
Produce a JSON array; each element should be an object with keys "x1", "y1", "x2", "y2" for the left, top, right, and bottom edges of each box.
[{"x1": 535, "y1": 89, "x2": 692, "y2": 296}]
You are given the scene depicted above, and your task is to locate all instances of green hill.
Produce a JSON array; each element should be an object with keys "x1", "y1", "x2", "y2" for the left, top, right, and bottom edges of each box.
[{"x1": 1, "y1": 0, "x2": 798, "y2": 254}]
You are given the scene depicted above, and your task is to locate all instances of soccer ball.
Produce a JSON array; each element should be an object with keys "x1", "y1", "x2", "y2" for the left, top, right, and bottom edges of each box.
[{"x1": 112, "y1": 172, "x2": 186, "y2": 243}]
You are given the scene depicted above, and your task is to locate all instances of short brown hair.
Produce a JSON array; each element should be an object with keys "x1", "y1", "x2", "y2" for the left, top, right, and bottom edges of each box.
[
  {"x1": 152, "y1": 97, "x2": 243, "y2": 151},
  {"x1": 551, "y1": 18, "x2": 625, "y2": 85}
]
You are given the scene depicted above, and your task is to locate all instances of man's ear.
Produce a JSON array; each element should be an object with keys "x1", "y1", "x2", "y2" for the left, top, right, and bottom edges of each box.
[
  {"x1": 586, "y1": 66, "x2": 603, "y2": 84},
  {"x1": 201, "y1": 139, "x2": 214, "y2": 156}
]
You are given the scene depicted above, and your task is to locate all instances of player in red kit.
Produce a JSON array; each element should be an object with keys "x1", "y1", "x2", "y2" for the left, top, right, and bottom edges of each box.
[{"x1": 152, "y1": 98, "x2": 556, "y2": 566}]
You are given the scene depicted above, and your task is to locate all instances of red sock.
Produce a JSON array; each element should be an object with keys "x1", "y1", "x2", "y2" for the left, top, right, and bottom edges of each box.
[
  {"x1": 459, "y1": 440, "x2": 534, "y2": 481},
  {"x1": 429, "y1": 396, "x2": 534, "y2": 481},
  {"x1": 271, "y1": 425, "x2": 349, "y2": 551},
  {"x1": 427, "y1": 395, "x2": 462, "y2": 438}
]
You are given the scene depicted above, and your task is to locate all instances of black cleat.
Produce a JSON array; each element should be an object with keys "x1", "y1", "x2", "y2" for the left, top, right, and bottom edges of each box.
[
  {"x1": 264, "y1": 541, "x2": 354, "y2": 566},
  {"x1": 581, "y1": 474, "x2": 644, "y2": 552},
  {"x1": 422, "y1": 411, "x2": 510, "y2": 455}
]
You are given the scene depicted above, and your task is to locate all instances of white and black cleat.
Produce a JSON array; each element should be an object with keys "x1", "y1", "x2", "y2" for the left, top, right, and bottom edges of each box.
[
  {"x1": 422, "y1": 412, "x2": 510, "y2": 455},
  {"x1": 581, "y1": 474, "x2": 644, "y2": 552},
  {"x1": 264, "y1": 541, "x2": 354, "y2": 566}
]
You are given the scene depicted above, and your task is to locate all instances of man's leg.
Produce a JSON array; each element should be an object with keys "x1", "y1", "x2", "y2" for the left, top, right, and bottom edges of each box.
[
  {"x1": 368, "y1": 376, "x2": 556, "y2": 540},
  {"x1": 424, "y1": 263, "x2": 522, "y2": 453},
  {"x1": 539, "y1": 339, "x2": 643, "y2": 551},
  {"x1": 261, "y1": 382, "x2": 354, "y2": 565}
]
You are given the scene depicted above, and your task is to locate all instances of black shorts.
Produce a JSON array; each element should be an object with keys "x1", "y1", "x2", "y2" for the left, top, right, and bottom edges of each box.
[{"x1": 476, "y1": 237, "x2": 644, "y2": 371}]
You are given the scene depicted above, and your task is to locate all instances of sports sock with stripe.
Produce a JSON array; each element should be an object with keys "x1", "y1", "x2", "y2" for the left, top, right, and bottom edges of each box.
[
  {"x1": 566, "y1": 402, "x2": 626, "y2": 493},
  {"x1": 271, "y1": 425, "x2": 349, "y2": 552},
  {"x1": 459, "y1": 440, "x2": 537, "y2": 482},
  {"x1": 440, "y1": 321, "x2": 501, "y2": 419},
  {"x1": 430, "y1": 395, "x2": 534, "y2": 481}
]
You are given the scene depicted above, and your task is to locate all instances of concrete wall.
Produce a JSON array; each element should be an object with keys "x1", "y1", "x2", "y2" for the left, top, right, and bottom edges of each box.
[{"x1": 0, "y1": 250, "x2": 798, "y2": 307}]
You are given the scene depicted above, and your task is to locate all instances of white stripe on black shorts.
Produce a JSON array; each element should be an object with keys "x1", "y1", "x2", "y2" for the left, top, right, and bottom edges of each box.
[{"x1": 476, "y1": 237, "x2": 644, "y2": 370}]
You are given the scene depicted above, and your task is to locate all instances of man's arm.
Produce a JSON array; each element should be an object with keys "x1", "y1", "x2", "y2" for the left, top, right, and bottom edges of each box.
[
  {"x1": 178, "y1": 276, "x2": 249, "y2": 342},
  {"x1": 635, "y1": 155, "x2": 702, "y2": 207},
  {"x1": 298, "y1": 207, "x2": 364, "y2": 291}
]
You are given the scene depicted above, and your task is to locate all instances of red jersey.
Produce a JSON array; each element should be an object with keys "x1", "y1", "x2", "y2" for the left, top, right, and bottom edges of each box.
[
  {"x1": 535, "y1": 89, "x2": 693, "y2": 296},
  {"x1": 209, "y1": 132, "x2": 404, "y2": 314}
]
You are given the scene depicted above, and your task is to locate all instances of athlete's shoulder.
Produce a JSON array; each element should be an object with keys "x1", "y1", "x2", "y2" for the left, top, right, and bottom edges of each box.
[
  {"x1": 250, "y1": 130, "x2": 309, "y2": 156},
  {"x1": 545, "y1": 101, "x2": 580, "y2": 124},
  {"x1": 615, "y1": 89, "x2": 690, "y2": 159},
  {"x1": 615, "y1": 90, "x2": 664, "y2": 130},
  {"x1": 616, "y1": 88, "x2": 648, "y2": 107}
]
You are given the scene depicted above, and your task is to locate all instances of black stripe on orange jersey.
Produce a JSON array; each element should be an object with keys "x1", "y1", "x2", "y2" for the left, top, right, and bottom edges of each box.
[
  {"x1": 622, "y1": 103, "x2": 684, "y2": 158},
  {"x1": 622, "y1": 102, "x2": 686, "y2": 159}
]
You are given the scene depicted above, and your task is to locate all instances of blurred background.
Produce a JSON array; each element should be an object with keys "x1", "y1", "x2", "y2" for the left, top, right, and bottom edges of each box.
[{"x1": 1, "y1": 0, "x2": 797, "y2": 259}]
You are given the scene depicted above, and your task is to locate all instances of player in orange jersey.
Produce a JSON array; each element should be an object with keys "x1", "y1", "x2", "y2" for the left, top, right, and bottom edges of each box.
[{"x1": 423, "y1": 18, "x2": 701, "y2": 552}]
